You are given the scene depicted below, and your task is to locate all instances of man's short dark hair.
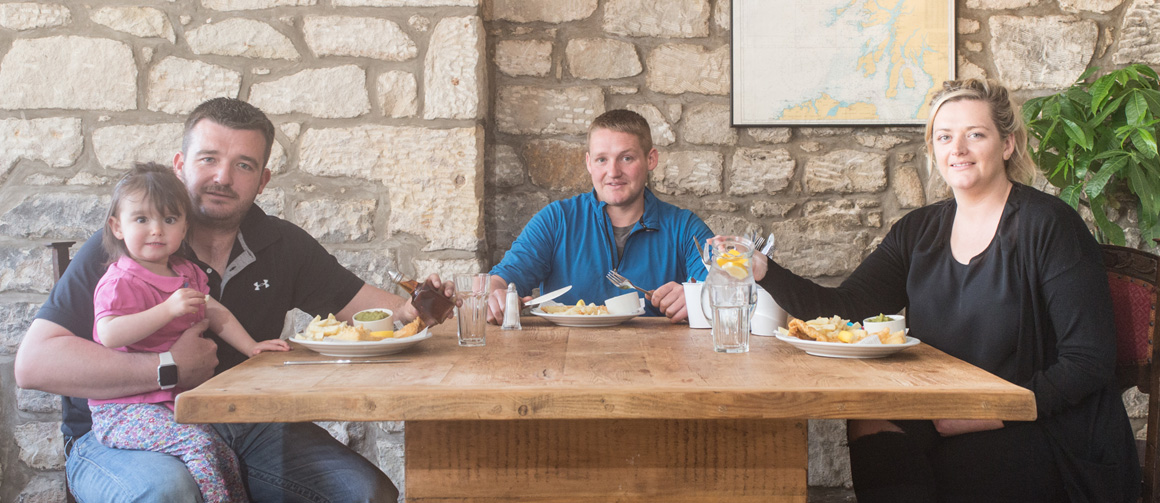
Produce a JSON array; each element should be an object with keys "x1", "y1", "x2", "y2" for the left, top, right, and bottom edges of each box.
[
  {"x1": 588, "y1": 109, "x2": 654, "y2": 154},
  {"x1": 183, "y1": 98, "x2": 276, "y2": 169}
]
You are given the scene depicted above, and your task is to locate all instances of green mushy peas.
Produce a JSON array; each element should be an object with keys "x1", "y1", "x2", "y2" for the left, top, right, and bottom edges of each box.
[
  {"x1": 355, "y1": 310, "x2": 390, "y2": 322},
  {"x1": 868, "y1": 314, "x2": 891, "y2": 323}
]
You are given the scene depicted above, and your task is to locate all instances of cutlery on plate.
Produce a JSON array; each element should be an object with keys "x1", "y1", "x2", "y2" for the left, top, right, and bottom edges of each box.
[
  {"x1": 283, "y1": 359, "x2": 410, "y2": 365},
  {"x1": 524, "y1": 285, "x2": 572, "y2": 306},
  {"x1": 606, "y1": 270, "x2": 654, "y2": 298}
]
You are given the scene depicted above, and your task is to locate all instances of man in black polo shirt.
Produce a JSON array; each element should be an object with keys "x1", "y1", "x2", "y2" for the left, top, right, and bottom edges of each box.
[{"x1": 15, "y1": 98, "x2": 439, "y2": 501}]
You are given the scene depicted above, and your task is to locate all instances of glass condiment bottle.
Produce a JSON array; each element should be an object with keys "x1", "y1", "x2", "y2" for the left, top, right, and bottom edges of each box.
[
  {"x1": 501, "y1": 283, "x2": 522, "y2": 330},
  {"x1": 386, "y1": 270, "x2": 455, "y2": 327}
]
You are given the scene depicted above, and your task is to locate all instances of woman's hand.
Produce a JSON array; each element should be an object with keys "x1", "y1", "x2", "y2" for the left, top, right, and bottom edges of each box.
[{"x1": 933, "y1": 419, "x2": 1004, "y2": 437}]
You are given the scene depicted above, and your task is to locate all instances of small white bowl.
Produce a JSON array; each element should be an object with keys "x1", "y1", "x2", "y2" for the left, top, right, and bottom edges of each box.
[
  {"x1": 605, "y1": 291, "x2": 641, "y2": 315},
  {"x1": 352, "y1": 308, "x2": 394, "y2": 333},
  {"x1": 863, "y1": 314, "x2": 905, "y2": 335}
]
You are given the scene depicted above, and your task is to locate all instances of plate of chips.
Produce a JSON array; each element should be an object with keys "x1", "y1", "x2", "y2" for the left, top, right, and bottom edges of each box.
[
  {"x1": 773, "y1": 316, "x2": 919, "y2": 358},
  {"x1": 291, "y1": 315, "x2": 431, "y2": 357},
  {"x1": 530, "y1": 300, "x2": 645, "y2": 327}
]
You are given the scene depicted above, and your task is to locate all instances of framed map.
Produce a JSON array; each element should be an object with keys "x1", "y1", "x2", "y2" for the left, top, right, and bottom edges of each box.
[{"x1": 732, "y1": 1, "x2": 955, "y2": 126}]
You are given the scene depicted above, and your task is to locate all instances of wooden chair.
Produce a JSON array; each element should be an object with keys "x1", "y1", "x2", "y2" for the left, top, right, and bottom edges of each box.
[
  {"x1": 1103, "y1": 244, "x2": 1160, "y2": 502},
  {"x1": 46, "y1": 241, "x2": 76, "y2": 503}
]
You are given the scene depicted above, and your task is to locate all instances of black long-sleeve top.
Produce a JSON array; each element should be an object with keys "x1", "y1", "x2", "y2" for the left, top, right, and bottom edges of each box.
[{"x1": 759, "y1": 183, "x2": 1138, "y2": 502}]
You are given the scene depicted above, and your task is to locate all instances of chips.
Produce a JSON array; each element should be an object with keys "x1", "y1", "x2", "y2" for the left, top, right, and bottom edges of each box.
[
  {"x1": 294, "y1": 314, "x2": 369, "y2": 341},
  {"x1": 540, "y1": 299, "x2": 610, "y2": 315},
  {"x1": 784, "y1": 316, "x2": 906, "y2": 345},
  {"x1": 395, "y1": 317, "x2": 425, "y2": 338}
]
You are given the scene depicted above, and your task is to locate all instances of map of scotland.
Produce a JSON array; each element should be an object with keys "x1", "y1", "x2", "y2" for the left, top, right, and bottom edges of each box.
[{"x1": 733, "y1": 0, "x2": 952, "y2": 125}]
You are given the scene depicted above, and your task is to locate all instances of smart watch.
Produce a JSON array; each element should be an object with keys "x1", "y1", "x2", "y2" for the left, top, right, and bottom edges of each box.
[{"x1": 158, "y1": 351, "x2": 178, "y2": 390}]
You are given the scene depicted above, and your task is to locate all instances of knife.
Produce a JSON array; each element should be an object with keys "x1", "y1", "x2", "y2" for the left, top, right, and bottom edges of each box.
[
  {"x1": 524, "y1": 285, "x2": 572, "y2": 306},
  {"x1": 283, "y1": 359, "x2": 410, "y2": 365}
]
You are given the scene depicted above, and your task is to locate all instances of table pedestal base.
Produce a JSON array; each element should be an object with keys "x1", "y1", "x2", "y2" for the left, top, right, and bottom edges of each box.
[{"x1": 405, "y1": 418, "x2": 808, "y2": 502}]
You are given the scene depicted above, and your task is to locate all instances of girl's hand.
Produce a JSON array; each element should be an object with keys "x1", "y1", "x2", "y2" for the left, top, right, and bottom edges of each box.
[
  {"x1": 248, "y1": 339, "x2": 291, "y2": 356},
  {"x1": 164, "y1": 288, "x2": 207, "y2": 319}
]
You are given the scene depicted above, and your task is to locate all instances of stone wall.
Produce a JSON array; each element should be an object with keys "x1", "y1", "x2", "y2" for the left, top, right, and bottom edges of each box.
[{"x1": 0, "y1": 0, "x2": 1158, "y2": 500}]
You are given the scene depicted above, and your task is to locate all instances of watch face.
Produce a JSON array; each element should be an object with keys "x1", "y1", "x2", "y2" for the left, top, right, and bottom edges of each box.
[{"x1": 159, "y1": 364, "x2": 179, "y2": 388}]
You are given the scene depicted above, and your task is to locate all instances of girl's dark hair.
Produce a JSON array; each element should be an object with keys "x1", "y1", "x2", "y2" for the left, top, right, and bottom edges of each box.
[{"x1": 102, "y1": 162, "x2": 193, "y2": 262}]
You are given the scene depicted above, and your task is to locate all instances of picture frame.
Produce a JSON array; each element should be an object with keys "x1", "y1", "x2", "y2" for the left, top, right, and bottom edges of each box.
[{"x1": 732, "y1": 1, "x2": 955, "y2": 126}]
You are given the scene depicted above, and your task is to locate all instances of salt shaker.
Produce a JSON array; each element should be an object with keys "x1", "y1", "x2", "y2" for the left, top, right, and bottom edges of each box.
[{"x1": 501, "y1": 283, "x2": 522, "y2": 330}]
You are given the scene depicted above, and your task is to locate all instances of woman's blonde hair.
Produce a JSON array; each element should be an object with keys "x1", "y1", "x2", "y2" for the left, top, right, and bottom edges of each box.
[{"x1": 924, "y1": 79, "x2": 1037, "y2": 184}]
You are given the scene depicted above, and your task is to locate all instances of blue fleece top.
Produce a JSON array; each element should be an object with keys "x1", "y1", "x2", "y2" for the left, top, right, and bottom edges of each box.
[{"x1": 490, "y1": 188, "x2": 714, "y2": 316}]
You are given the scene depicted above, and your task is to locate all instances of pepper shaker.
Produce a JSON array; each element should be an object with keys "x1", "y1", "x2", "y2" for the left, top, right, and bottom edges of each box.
[{"x1": 501, "y1": 283, "x2": 522, "y2": 330}]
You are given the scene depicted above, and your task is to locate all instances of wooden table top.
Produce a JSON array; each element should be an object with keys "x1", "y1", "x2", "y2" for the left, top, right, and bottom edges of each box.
[{"x1": 175, "y1": 317, "x2": 1036, "y2": 424}]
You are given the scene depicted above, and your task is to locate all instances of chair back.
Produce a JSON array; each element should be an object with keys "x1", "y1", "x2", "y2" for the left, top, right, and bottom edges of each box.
[
  {"x1": 44, "y1": 241, "x2": 76, "y2": 503},
  {"x1": 1103, "y1": 244, "x2": 1160, "y2": 502}
]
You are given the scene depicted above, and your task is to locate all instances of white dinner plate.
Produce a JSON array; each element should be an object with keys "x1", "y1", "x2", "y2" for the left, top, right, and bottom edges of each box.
[
  {"x1": 530, "y1": 307, "x2": 646, "y2": 327},
  {"x1": 290, "y1": 327, "x2": 431, "y2": 357},
  {"x1": 774, "y1": 332, "x2": 920, "y2": 359}
]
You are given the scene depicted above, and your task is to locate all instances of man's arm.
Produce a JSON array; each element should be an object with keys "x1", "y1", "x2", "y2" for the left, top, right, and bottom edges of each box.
[
  {"x1": 15, "y1": 318, "x2": 217, "y2": 398},
  {"x1": 335, "y1": 276, "x2": 454, "y2": 325}
]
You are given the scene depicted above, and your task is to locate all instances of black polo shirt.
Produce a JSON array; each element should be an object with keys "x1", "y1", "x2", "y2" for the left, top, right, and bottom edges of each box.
[{"x1": 37, "y1": 205, "x2": 364, "y2": 438}]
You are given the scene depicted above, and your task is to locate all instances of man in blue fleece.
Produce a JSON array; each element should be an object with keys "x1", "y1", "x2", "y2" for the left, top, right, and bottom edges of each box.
[{"x1": 487, "y1": 109, "x2": 714, "y2": 323}]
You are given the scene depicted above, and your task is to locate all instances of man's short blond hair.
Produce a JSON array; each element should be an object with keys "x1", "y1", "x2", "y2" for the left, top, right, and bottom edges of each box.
[{"x1": 588, "y1": 109, "x2": 653, "y2": 154}]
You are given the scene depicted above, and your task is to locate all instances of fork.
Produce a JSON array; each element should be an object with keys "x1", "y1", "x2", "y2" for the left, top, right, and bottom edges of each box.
[{"x1": 606, "y1": 270, "x2": 653, "y2": 298}]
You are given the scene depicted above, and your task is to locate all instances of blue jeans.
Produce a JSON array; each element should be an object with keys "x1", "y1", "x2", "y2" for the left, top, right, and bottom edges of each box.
[{"x1": 67, "y1": 422, "x2": 398, "y2": 502}]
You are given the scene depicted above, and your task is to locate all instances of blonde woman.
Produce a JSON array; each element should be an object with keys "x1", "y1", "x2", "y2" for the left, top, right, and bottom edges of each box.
[{"x1": 750, "y1": 80, "x2": 1138, "y2": 502}]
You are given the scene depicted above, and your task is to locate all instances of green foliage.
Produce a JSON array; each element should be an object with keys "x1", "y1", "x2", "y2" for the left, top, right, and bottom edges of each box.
[{"x1": 1022, "y1": 64, "x2": 1160, "y2": 245}]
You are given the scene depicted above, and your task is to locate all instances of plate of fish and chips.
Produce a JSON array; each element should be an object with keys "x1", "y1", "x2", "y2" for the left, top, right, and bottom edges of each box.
[
  {"x1": 531, "y1": 300, "x2": 645, "y2": 327},
  {"x1": 774, "y1": 316, "x2": 919, "y2": 358},
  {"x1": 291, "y1": 314, "x2": 430, "y2": 357}
]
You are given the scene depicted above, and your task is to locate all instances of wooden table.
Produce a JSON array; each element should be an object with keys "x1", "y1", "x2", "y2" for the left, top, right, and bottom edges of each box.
[{"x1": 176, "y1": 318, "x2": 1035, "y2": 502}]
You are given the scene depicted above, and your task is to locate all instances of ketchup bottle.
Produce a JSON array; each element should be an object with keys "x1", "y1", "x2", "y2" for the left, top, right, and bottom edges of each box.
[{"x1": 386, "y1": 270, "x2": 454, "y2": 326}]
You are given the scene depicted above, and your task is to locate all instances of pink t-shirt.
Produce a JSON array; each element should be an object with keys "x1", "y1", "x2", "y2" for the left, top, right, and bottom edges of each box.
[{"x1": 90, "y1": 255, "x2": 209, "y2": 407}]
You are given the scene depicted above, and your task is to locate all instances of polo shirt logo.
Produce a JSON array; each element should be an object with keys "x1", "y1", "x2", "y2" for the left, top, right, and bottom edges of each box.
[{"x1": 254, "y1": 279, "x2": 270, "y2": 291}]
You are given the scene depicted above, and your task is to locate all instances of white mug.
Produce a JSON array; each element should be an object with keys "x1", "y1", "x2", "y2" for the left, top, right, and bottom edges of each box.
[
  {"x1": 751, "y1": 286, "x2": 787, "y2": 336},
  {"x1": 683, "y1": 282, "x2": 710, "y2": 329}
]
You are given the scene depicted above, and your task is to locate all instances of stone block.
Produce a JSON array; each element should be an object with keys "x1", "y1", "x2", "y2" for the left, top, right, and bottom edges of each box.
[
  {"x1": 414, "y1": 258, "x2": 481, "y2": 281},
  {"x1": 624, "y1": 103, "x2": 675, "y2": 147},
  {"x1": 299, "y1": 126, "x2": 483, "y2": 251},
  {"x1": 304, "y1": 16, "x2": 417, "y2": 61},
  {"x1": 495, "y1": 40, "x2": 553, "y2": 77},
  {"x1": 958, "y1": 18, "x2": 981, "y2": 34},
  {"x1": 332, "y1": 249, "x2": 398, "y2": 292},
  {"x1": 651, "y1": 151, "x2": 723, "y2": 196},
  {"x1": 957, "y1": 54, "x2": 987, "y2": 80},
  {"x1": 424, "y1": 16, "x2": 485, "y2": 120},
  {"x1": 646, "y1": 44, "x2": 730, "y2": 96},
  {"x1": 91, "y1": 6, "x2": 175, "y2": 42},
  {"x1": 17, "y1": 388, "x2": 61, "y2": 414},
  {"x1": 566, "y1": 38, "x2": 641, "y2": 79},
  {"x1": 336, "y1": 0, "x2": 476, "y2": 5},
  {"x1": 92, "y1": 123, "x2": 184, "y2": 170},
  {"x1": 377, "y1": 71, "x2": 418, "y2": 118},
  {"x1": 0, "y1": 3, "x2": 69, "y2": 30},
  {"x1": 203, "y1": 0, "x2": 317, "y2": 9},
  {"x1": 604, "y1": 0, "x2": 710, "y2": 38},
  {"x1": 967, "y1": 0, "x2": 1040, "y2": 6},
  {"x1": 990, "y1": 16, "x2": 1097, "y2": 90},
  {"x1": 714, "y1": 0, "x2": 730, "y2": 31},
  {"x1": 769, "y1": 200, "x2": 877, "y2": 277},
  {"x1": 750, "y1": 201, "x2": 795, "y2": 219},
  {"x1": 682, "y1": 103, "x2": 737, "y2": 145},
  {"x1": 853, "y1": 133, "x2": 909, "y2": 150},
  {"x1": 892, "y1": 164, "x2": 927, "y2": 209},
  {"x1": 1114, "y1": 0, "x2": 1160, "y2": 65},
  {"x1": 0, "y1": 193, "x2": 107, "y2": 241},
  {"x1": 251, "y1": 66, "x2": 370, "y2": 118},
  {"x1": 0, "y1": 118, "x2": 83, "y2": 177},
  {"x1": 187, "y1": 18, "x2": 299, "y2": 60},
  {"x1": 729, "y1": 148, "x2": 795, "y2": 196},
  {"x1": 490, "y1": 191, "x2": 551, "y2": 264},
  {"x1": 1, "y1": 302, "x2": 41, "y2": 355},
  {"x1": 703, "y1": 214, "x2": 762, "y2": 239},
  {"x1": 496, "y1": 86, "x2": 604, "y2": 135},
  {"x1": 489, "y1": 0, "x2": 597, "y2": 23},
  {"x1": 15, "y1": 422, "x2": 64, "y2": 470},
  {"x1": 701, "y1": 200, "x2": 738, "y2": 212},
  {"x1": 804, "y1": 150, "x2": 888, "y2": 195},
  {"x1": 493, "y1": 144, "x2": 526, "y2": 188},
  {"x1": 294, "y1": 197, "x2": 377, "y2": 244},
  {"x1": 17, "y1": 473, "x2": 67, "y2": 503},
  {"x1": 0, "y1": 36, "x2": 136, "y2": 111},
  {"x1": 523, "y1": 139, "x2": 590, "y2": 193},
  {"x1": 747, "y1": 128, "x2": 792, "y2": 144},
  {"x1": 808, "y1": 420, "x2": 851, "y2": 487},
  {"x1": 147, "y1": 58, "x2": 242, "y2": 114},
  {"x1": 376, "y1": 435, "x2": 407, "y2": 499}
]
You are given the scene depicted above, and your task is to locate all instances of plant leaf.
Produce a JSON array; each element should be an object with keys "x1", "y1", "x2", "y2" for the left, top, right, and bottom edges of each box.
[
  {"x1": 1127, "y1": 92, "x2": 1149, "y2": 126},
  {"x1": 1089, "y1": 197, "x2": 1126, "y2": 246},
  {"x1": 1132, "y1": 128, "x2": 1158, "y2": 159},
  {"x1": 1090, "y1": 74, "x2": 1116, "y2": 110},
  {"x1": 1060, "y1": 184, "x2": 1084, "y2": 209},
  {"x1": 1061, "y1": 117, "x2": 1093, "y2": 150},
  {"x1": 1085, "y1": 155, "x2": 1127, "y2": 199}
]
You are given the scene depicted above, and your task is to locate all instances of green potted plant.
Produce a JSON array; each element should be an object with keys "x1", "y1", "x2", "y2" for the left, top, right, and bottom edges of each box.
[{"x1": 1022, "y1": 63, "x2": 1160, "y2": 245}]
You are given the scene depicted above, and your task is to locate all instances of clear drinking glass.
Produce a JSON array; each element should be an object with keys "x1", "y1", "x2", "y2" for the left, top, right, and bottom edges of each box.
[
  {"x1": 708, "y1": 282, "x2": 752, "y2": 353},
  {"x1": 454, "y1": 273, "x2": 489, "y2": 347}
]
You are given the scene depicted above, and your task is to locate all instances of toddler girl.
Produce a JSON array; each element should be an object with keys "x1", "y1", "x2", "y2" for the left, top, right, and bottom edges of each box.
[{"x1": 89, "y1": 162, "x2": 289, "y2": 502}]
